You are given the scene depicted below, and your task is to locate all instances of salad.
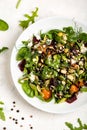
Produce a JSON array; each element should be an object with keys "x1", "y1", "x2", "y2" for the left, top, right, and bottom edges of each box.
[{"x1": 16, "y1": 26, "x2": 87, "y2": 103}]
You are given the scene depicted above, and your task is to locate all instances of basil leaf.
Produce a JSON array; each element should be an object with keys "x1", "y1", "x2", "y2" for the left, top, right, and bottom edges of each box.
[{"x1": 0, "y1": 19, "x2": 9, "y2": 31}]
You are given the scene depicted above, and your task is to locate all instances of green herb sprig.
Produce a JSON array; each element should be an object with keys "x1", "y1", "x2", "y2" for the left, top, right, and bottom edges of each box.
[
  {"x1": 19, "y1": 7, "x2": 39, "y2": 29},
  {"x1": 0, "y1": 47, "x2": 8, "y2": 54},
  {"x1": 16, "y1": 0, "x2": 22, "y2": 9},
  {"x1": 0, "y1": 101, "x2": 5, "y2": 121},
  {"x1": 65, "y1": 118, "x2": 87, "y2": 130}
]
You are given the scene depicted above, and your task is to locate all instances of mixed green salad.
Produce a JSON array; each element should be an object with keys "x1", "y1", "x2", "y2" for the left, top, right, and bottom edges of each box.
[{"x1": 16, "y1": 26, "x2": 87, "y2": 103}]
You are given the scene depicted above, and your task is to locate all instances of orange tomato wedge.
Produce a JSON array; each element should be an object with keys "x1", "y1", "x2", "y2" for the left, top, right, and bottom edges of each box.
[
  {"x1": 70, "y1": 84, "x2": 79, "y2": 94},
  {"x1": 41, "y1": 88, "x2": 52, "y2": 100},
  {"x1": 78, "y1": 79, "x2": 84, "y2": 87}
]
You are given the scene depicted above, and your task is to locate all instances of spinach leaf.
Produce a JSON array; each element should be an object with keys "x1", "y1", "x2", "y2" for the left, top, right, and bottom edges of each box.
[
  {"x1": 63, "y1": 26, "x2": 77, "y2": 42},
  {"x1": 40, "y1": 29, "x2": 60, "y2": 40},
  {"x1": 0, "y1": 19, "x2": 9, "y2": 31},
  {"x1": 16, "y1": 47, "x2": 31, "y2": 61},
  {"x1": 78, "y1": 33, "x2": 87, "y2": 42},
  {"x1": 21, "y1": 80, "x2": 35, "y2": 97},
  {"x1": 63, "y1": 26, "x2": 75, "y2": 35}
]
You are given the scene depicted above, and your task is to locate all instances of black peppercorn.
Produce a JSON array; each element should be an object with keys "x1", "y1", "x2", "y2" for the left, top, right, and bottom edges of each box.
[
  {"x1": 3, "y1": 127, "x2": 6, "y2": 130},
  {"x1": 21, "y1": 117, "x2": 24, "y2": 120},
  {"x1": 16, "y1": 110, "x2": 20, "y2": 113}
]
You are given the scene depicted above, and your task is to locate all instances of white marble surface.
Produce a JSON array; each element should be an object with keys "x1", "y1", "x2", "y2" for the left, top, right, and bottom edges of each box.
[{"x1": 0, "y1": 0, "x2": 87, "y2": 130}]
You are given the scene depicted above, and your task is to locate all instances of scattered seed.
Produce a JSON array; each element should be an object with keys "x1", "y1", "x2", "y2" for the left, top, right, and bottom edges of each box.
[
  {"x1": 16, "y1": 110, "x2": 20, "y2": 113},
  {"x1": 13, "y1": 101, "x2": 16, "y2": 104},
  {"x1": 8, "y1": 101, "x2": 34, "y2": 129},
  {"x1": 13, "y1": 118, "x2": 15, "y2": 121},
  {"x1": 13, "y1": 105, "x2": 16, "y2": 107},
  {"x1": 30, "y1": 126, "x2": 33, "y2": 129},
  {"x1": 15, "y1": 121, "x2": 18, "y2": 124},
  {"x1": 20, "y1": 125, "x2": 23, "y2": 127},
  {"x1": 21, "y1": 117, "x2": 24, "y2": 120},
  {"x1": 15, "y1": 119, "x2": 18, "y2": 122},
  {"x1": 3, "y1": 127, "x2": 6, "y2": 130},
  {"x1": 11, "y1": 108, "x2": 14, "y2": 111},
  {"x1": 30, "y1": 115, "x2": 33, "y2": 118},
  {"x1": 9, "y1": 116, "x2": 12, "y2": 119}
]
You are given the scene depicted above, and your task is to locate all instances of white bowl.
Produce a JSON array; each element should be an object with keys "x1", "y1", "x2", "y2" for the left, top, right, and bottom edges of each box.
[{"x1": 10, "y1": 16, "x2": 87, "y2": 114}]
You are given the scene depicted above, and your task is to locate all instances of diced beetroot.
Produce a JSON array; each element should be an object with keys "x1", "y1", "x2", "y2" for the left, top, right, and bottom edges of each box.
[
  {"x1": 33, "y1": 36, "x2": 40, "y2": 44},
  {"x1": 84, "y1": 42, "x2": 87, "y2": 47},
  {"x1": 50, "y1": 78, "x2": 58, "y2": 86},
  {"x1": 18, "y1": 59, "x2": 26, "y2": 71},
  {"x1": 84, "y1": 81, "x2": 87, "y2": 86},
  {"x1": 66, "y1": 94, "x2": 77, "y2": 103}
]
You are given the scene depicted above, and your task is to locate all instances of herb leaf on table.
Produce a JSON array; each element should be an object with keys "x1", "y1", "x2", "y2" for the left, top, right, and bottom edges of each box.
[
  {"x1": 16, "y1": 0, "x2": 22, "y2": 9},
  {"x1": 65, "y1": 118, "x2": 87, "y2": 130},
  {"x1": 0, "y1": 19, "x2": 9, "y2": 31},
  {"x1": 0, "y1": 47, "x2": 8, "y2": 54},
  {"x1": 19, "y1": 7, "x2": 39, "y2": 29},
  {"x1": 0, "y1": 101, "x2": 5, "y2": 121}
]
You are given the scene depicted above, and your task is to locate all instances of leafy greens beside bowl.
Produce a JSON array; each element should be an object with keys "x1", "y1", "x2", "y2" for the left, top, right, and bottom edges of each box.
[{"x1": 16, "y1": 26, "x2": 87, "y2": 104}]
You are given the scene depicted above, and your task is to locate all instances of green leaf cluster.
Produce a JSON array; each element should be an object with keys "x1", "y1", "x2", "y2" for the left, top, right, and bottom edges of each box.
[{"x1": 19, "y1": 7, "x2": 38, "y2": 29}]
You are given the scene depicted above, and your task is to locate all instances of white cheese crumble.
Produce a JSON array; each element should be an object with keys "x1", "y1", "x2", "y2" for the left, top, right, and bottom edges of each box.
[
  {"x1": 81, "y1": 44, "x2": 87, "y2": 53},
  {"x1": 67, "y1": 74, "x2": 75, "y2": 81},
  {"x1": 61, "y1": 69, "x2": 67, "y2": 74},
  {"x1": 29, "y1": 72, "x2": 35, "y2": 82},
  {"x1": 28, "y1": 42, "x2": 32, "y2": 48},
  {"x1": 71, "y1": 59, "x2": 76, "y2": 64}
]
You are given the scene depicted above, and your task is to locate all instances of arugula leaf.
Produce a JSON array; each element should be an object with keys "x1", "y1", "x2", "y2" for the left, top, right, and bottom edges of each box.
[
  {"x1": 19, "y1": 7, "x2": 39, "y2": 29},
  {"x1": 65, "y1": 122, "x2": 74, "y2": 130},
  {"x1": 78, "y1": 118, "x2": 83, "y2": 128},
  {"x1": 65, "y1": 118, "x2": 87, "y2": 130},
  {"x1": 16, "y1": 0, "x2": 22, "y2": 9},
  {"x1": 0, "y1": 101, "x2": 5, "y2": 121},
  {"x1": 80, "y1": 87, "x2": 87, "y2": 92},
  {"x1": 0, "y1": 47, "x2": 8, "y2": 54},
  {"x1": 78, "y1": 33, "x2": 87, "y2": 42},
  {"x1": 0, "y1": 19, "x2": 9, "y2": 31}
]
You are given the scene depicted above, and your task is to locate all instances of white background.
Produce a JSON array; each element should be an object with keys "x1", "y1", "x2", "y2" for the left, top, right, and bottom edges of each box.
[{"x1": 0, "y1": 0, "x2": 87, "y2": 130}]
